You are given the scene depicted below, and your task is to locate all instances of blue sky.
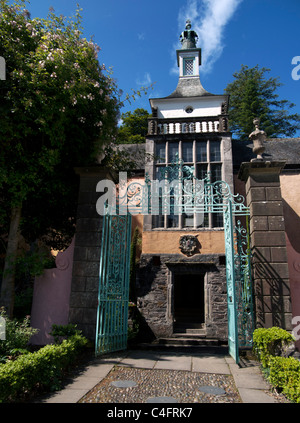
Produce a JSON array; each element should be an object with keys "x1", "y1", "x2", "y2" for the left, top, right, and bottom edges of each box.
[{"x1": 18, "y1": 0, "x2": 300, "y2": 136}]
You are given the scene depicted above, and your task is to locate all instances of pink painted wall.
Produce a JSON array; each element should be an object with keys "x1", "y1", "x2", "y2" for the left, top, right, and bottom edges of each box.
[
  {"x1": 30, "y1": 237, "x2": 75, "y2": 345},
  {"x1": 286, "y1": 234, "x2": 300, "y2": 351}
]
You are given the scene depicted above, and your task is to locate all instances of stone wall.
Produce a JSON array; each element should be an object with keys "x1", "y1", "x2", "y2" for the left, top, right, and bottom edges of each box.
[
  {"x1": 136, "y1": 253, "x2": 228, "y2": 341},
  {"x1": 69, "y1": 167, "x2": 114, "y2": 340},
  {"x1": 239, "y1": 161, "x2": 292, "y2": 330}
]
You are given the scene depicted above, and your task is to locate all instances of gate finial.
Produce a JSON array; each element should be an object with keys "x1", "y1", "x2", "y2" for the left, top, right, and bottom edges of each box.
[{"x1": 249, "y1": 118, "x2": 266, "y2": 161}]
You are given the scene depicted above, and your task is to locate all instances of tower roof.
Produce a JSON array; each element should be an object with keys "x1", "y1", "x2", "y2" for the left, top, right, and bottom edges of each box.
[
  {"x1": 165, "y1": 76, "x2": 213, "y2": 98},
  {"x1": 166, "y1": 20, "x2": 214, "y2": 98}
]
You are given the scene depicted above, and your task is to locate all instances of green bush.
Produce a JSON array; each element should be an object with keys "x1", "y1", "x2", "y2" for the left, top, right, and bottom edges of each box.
[
  {"x1": 0, "y1": 308, "x2": 38, "y2": 361},
  {"x1": 253, "y1": 327, "x2": 295, "y2": 368},
  {"x1": 49, "y1": 323, "x2": 81, "y2": 343},
  {"x1": 253, "y1": 327, "x2": 300, "y2": 403},
  {"x1": 269, "y1": 356, "x2": 300, "y2": 403},
  {"x1": 0, "y1": 333, "x2": 88, "y2": 402}
]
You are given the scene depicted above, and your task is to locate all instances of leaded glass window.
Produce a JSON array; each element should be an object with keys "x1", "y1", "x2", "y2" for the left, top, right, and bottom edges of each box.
[
  {"x1": 152, "y1": 139, "x2": 223, "y2": 229},
  {"x1": 184, "y1": 58, "x2": 195, "y2": 76}
]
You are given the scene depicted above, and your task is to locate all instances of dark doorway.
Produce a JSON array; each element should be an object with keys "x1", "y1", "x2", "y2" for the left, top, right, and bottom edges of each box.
[{"x1": 174, "y1": 274, "x2": 205, "y2": 327}]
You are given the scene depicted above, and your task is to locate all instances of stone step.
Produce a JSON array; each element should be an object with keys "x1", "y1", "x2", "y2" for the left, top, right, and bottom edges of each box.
[
  {"x1": 173, "y1": 328, "x2": 206, "y2": 335},
  {"x1": 157, "y1": 337, "x2": 220, "y2": 346},
  {"x1": 174, "y1": 322, "x2": 205, "y2": 329},
  {"x1": 132, "y1": 342, "x2": 229, "y2": 355},
  {"x1": 172, "y1": 331, "x2": 207, "y2": 338}
]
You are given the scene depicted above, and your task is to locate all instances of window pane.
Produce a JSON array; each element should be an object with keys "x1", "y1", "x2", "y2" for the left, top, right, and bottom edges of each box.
[
  {"x1": 156, "y1": 166, "x2": 166, "y2": 181},
  {"x1": 210, "y1": 140, "x2": 221, "y2": 161},
  {"x1": 211, "y1": 164, "x2": 222, "y2": 182},
  {"x1": 167, "y1": 214, "x2": 179, "y2": 228},
  {"x1": 183, "y1": 213, "x2": 194, "y2": 227},
  {"x1": 196, "y1": 212, "x2": 209, "y2": 228},
  {"x1": 168, "y1": 142, "x2": 179, "y2": 162},
  {"x1": 152, "y1": 215, "x2": 164, "y2": 228},
  {"x1": 182, "y1": 141, "x2": 193, "y2": 162},
  {"x1": 213, "y1": 213, "x2": 223, "y2": 228},
  {"x1": 196, "y1": 164, "x2": 208, "y2": 180},
  {"x1": 184, "y1": 59, "x2": 194, "y2": 76},
  {"x1": 156, "y1": 144, "x2": 166, "y2": 163},
  {"x1": 196, "y1": 142, "x2": 207, "y2": 162}
]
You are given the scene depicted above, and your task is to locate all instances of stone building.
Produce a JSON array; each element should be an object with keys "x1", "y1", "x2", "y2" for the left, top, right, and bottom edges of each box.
[
  {"x1": 136, "y1": 21, "x2": 233, "y2": 341},
  {"x1": 65, "y1": 21, "x2": 300, "y2": 351}
]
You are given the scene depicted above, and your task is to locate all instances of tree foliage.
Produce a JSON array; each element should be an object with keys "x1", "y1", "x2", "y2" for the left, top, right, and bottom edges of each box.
[
  {"x1": 0, "y1": 0, "x2": 122, "y2": 315},
  {"x1": 0, "y1": 0, "x2": 121, "y2": 206},
  {"x1": 117, "y1": 108, "x2": 150, "y2": 144},
  {"x1": 225, "y1": 64, "x2": 300, "y2": 141}
]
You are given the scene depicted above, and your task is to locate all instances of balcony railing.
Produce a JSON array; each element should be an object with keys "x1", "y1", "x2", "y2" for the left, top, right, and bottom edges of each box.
[{"x1": 147, "y1": 115, "x2": 229, "y2": 136}]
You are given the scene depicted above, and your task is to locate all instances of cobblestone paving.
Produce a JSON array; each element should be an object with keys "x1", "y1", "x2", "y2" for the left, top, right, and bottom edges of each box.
[{"x1": 79, "y1": 366, "x2": 242, "y2": 403}]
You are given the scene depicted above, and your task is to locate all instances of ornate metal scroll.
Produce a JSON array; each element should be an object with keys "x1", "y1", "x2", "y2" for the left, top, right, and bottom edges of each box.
[
  {"x1": 234, "y1": 219, "x2": 254, "y2": 348},
  {"x1": 117, "y1": 155, "x2": 249, "y2": 216}
]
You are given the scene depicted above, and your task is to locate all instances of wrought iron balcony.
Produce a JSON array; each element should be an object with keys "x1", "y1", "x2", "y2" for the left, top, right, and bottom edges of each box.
[{"x1": 147, "y1": 115, "x2": 229, "y2": 136}]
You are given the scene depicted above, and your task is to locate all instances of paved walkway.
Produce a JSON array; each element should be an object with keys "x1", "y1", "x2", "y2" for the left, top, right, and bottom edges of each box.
[{"x1": 34, "y1": 348, "x2": 279, "y2": 404}]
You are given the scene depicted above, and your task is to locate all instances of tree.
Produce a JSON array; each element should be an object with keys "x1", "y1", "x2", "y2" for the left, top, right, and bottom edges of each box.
[
  {"x1": 224, "y1": 64, "x2": 300, "y2": 141},
  {"x1": 0, "y1": 0, "x2": 121, "y2": 317},
  {"x1": 117, "y1": 108, "x2": 150, "y2": 144}
]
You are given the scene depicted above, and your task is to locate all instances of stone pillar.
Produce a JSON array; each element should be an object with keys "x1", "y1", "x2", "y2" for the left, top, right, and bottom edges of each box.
[
  {"x1": 69, "y1": 166, "x2": 115, "y2": 340},
  {"x1": 238, "y1": 161, "x2": 292, "y2": 330}
]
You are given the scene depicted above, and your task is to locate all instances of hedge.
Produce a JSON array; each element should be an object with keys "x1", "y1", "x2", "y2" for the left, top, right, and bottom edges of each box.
[
  {"x1": 0, "y1": 333, "x2": 87, "y2": 402},
  {"x1": 253, "y1": 327, "x2": 295, "y2": 368},
  {"x1": 269, "y1": 356, "x2": 300, "y2": 403},
  {"x1": 253, "y1": 327, "x2": 300, "y2": 403}
]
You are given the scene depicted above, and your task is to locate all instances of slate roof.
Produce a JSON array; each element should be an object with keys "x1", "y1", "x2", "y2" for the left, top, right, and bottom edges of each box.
[
  {"x1": 232, "y1": 138, "x2": 300, "y2": 169},
  {"x1": 117, "y1": 138, "x2": 300, "y2": 173},
  {"x1": 165, "y1": 76, "x2": 214, "y2": 99}
]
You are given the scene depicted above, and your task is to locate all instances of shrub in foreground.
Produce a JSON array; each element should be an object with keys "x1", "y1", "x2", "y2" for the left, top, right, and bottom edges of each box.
[
  {"x1": 0, "y1": 308, "x2": 38, "y2": 361},
  {"x1": 0, "y1": 333, "x2": 87, "y2": 402},
  {"x1": 253, "y1": 327, "x2": 300, "y2": 403},
  {"x1": 253, "y1": 327, "x2": 295, "y2": 368}
]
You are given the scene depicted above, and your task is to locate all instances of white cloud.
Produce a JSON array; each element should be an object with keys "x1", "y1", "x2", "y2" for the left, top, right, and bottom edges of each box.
[
  {"x1": 174, "y1": 0, "x2": 243, "y2": 74},
  {"x1": 136, "y1": 72, "x2": 152, "y2": 87},
  {"x1": 138, "y1": 32, "x2": 145, "y2": 41}
]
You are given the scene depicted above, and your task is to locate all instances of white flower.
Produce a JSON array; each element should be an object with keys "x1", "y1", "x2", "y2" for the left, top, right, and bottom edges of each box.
[{"x1": 50, "y1": 72, "x2": 57, "y2": 78}]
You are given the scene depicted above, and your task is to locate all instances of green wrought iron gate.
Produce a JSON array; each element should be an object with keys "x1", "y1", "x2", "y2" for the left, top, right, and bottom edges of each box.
[
  {"x1": 224, "y1": 202, "x2": 254, "y2": 364},
  {"x1": 95, "y1": 205, "x2": 132, "y2": 355},
  {"x1": 224, "y1": 200, "x2": 239, "y2": 363},
  {"x1": 95, "y1": 157, "x2": 254, "y2": 362}
]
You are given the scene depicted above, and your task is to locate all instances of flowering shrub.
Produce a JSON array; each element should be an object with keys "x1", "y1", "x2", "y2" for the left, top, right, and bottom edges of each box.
[
  {"x1": 0, "y1": 0, "x2": 121, "y2": 161},
  {"x1": 0, "y1": 0, "x2": 123, "y2": 313}
]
